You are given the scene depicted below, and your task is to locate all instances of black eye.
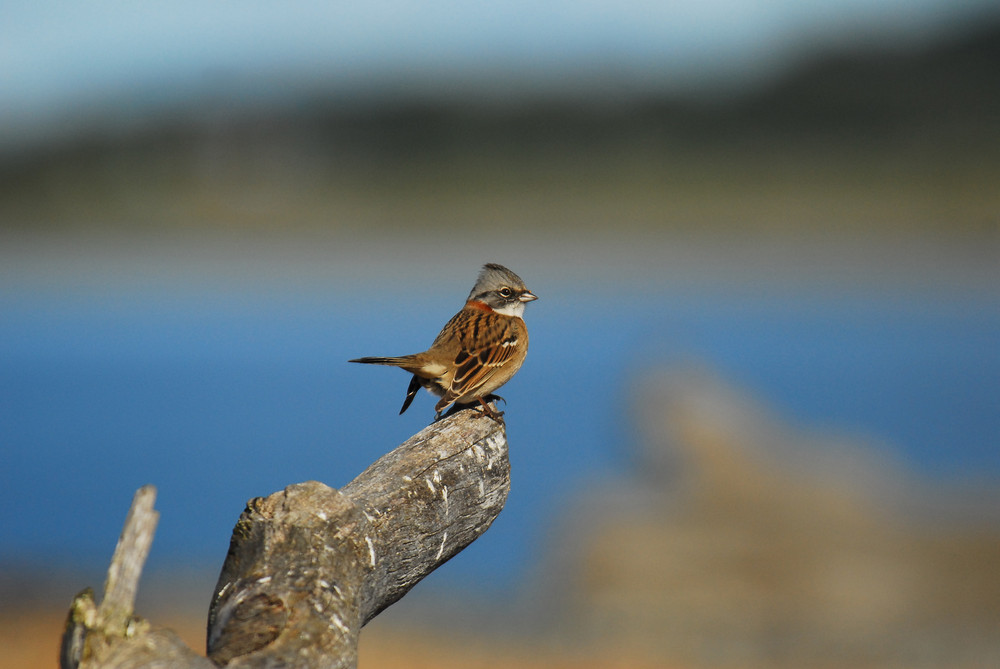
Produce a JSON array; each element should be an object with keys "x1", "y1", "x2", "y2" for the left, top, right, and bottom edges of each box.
[{"x1": 498, "y1": 287, "x2": 513, "y2": 298}]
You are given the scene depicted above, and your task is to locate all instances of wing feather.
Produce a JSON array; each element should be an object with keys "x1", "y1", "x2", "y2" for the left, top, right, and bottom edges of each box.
[{"x1": 435, "y1": 307, "x2": 522, "y2": 410}]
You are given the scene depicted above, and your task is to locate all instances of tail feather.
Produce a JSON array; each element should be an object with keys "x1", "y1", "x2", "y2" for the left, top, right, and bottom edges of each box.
[
  {"x1": 399, "y1": 374, "x2": 423, "y2": 415},
  {"x1": 349, "y1": 356, "x2": 411, "y2": 366}
]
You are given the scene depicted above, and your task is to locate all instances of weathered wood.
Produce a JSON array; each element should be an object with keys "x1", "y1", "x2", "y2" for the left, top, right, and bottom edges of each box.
[
  {"x1": 62, "y1": 486, "x2": 215, "y2": 669},
  {"x1": 207, "y1": 409, "x2": 509, "y2": 667},
  {"x1": 345, "y1": 411, "x2": 510, "y2": 623},
  {"x1": 101, "y1": 485, "x2": 158, "y2": 635},
  {"x1": 61, "y1": 407, "x2": 510, "y2": 668}
]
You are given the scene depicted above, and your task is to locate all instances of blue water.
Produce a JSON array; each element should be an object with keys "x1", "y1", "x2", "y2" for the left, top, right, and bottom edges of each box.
[{"x1": 1, "y1": 288, "x2": 998, "y2": 588}]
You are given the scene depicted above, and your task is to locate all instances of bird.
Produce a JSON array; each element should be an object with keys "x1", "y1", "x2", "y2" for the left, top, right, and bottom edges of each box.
[{"x1": 350, "y1": 263, "x2": 537, "y2": 421}]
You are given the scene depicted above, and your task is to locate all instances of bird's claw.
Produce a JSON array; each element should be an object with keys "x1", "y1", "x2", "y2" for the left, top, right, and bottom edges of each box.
[{"x1": 474, "y1": 398, "x2": 505, "y2": 422}]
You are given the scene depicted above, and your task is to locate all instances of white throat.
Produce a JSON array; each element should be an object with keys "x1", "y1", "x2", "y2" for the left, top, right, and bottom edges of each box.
[{"x1": 493, "y1": 301, "x2": 525, "y2": 318}]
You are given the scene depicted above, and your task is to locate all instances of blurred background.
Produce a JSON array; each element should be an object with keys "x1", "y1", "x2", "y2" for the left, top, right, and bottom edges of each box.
[{"x1": 2, "y1": 1, "x2": 999, "y2": 667}]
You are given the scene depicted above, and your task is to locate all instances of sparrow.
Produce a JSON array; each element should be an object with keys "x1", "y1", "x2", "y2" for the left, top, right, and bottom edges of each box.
[{"x1": 350, "y1": 263, "x2": 537, "y2": 420}]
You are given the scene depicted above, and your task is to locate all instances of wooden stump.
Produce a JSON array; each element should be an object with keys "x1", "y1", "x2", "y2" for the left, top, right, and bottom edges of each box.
[{"x1": 61, "y1": 408, "x2": 510, "y2": 669}]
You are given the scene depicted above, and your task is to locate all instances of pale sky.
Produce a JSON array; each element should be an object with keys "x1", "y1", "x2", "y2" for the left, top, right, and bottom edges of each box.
[{"x1": 1, "y1": 0, "x2": 996, "y2": 151}]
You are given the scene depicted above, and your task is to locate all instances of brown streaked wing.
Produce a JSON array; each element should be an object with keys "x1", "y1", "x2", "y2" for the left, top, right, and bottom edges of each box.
[{"x1": 440, "y1": 309, "x2": 520, "y2": 405}]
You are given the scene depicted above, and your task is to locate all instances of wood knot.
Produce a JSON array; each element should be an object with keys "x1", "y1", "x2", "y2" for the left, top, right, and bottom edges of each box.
[{"x1": 208, "y1": 593, "x2": 288, "y2": 665}]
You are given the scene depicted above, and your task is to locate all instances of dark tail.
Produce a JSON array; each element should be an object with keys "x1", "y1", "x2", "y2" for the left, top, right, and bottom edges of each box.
[{"x1": 349, "y1": 356, "x2": 410, "y2": 365}]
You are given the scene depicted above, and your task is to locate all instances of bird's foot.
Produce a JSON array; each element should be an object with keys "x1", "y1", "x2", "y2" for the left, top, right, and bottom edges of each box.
[
  {"x1": 473, "y1": 397, "x2": 505, "y2": 422},
  {"x1": 434, "y1": 397, "x2": 506, "y2": 423},
  {"x1": 482, "y1": 393, "x2": 506, "y2": 407}
]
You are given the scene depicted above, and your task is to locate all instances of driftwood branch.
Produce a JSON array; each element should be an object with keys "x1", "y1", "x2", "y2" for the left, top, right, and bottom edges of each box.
[
  {"x1": 61, "y1": 408, "x2": 509, "y2": 668},
  {"x1": 61, "y1": 486, "x2": 216, "y2": 669}
]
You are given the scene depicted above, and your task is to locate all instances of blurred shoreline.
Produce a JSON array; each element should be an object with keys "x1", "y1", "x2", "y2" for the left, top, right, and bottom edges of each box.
[{"x1": 2, "y1": 226, "x2": 997, "y2": 305}]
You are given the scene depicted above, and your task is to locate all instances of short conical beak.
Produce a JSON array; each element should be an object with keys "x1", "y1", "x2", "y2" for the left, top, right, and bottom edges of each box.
[{"x1": 519, "y1": 291, "x2": 538, "y2": 302}]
